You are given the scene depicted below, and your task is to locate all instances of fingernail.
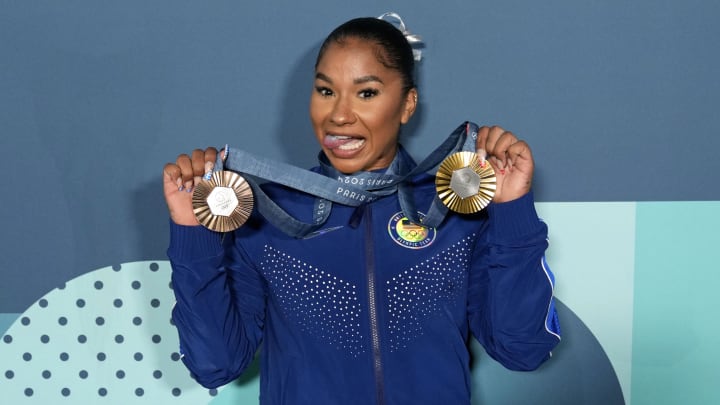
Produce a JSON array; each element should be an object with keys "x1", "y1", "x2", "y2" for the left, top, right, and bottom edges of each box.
[
  {"x1": 476, "y1": 148, "x2": 487, "y2": 166},
  {"x1": 203, "y1": 161, "x2": 214, "y2": 180},
  {"x1": 184, "y1": 181, "x2": 193, "y2": 192},
  {"x1": 176, "y1": 178, "x2": 183, "y2": 191},
  {"x1": 491, "y1": 156, "x2": 504, "y2": 169}
]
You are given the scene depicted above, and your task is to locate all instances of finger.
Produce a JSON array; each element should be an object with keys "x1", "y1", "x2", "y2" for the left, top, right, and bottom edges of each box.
[
  {"x1": 506, "y1": 140, "x2": 534, "y2": 171},
  {"x1": 493, "y1": 131, "x2": 519, "y2": 165},
  {"x1": 176, "y1": 154, "x2": 194, "y2": 191},
  {"x1": 176, "y1": 154, "x2": 193, "y2": 182},
  {"x1": 203, "y1": 147, "x2": 219, "y2": 180},
  {"x1": 476, "y1": 126, "x2": 490, "y2": 151},
  {"x1": 478, "y1": 126, "x2": 509, "y2": 168},
  {"x1": 185, "y1": 149, "x2": 205, "y2": 189},
  {"x1": 204, "y1": 147, "x2": 218, "y2": 165},
  {"x1": 483, "y1": 126, "x2": 507, "y2": 157},
  {"x1": 475, "y1": 126, "x2": 490, "y2": 165},
  {"x1": 488, "y1": 156, "x2": 507, "y2": 176},
  {"x1": 191, "y1": 149, "x2": 206, "y2": 178},
  {"x1": 163, "y1": 163, "x2": 183, "y2": 191}
]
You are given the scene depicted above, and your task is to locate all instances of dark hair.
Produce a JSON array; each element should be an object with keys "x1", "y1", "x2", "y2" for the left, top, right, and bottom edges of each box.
[{"x1": 315, "y1": 17, "x2": 416, "y2": 94}]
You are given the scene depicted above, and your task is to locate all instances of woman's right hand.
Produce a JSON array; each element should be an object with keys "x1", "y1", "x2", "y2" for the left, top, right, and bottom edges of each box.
[{"x1": 163, "y1": 147, "x2": 219, "y2": 226}]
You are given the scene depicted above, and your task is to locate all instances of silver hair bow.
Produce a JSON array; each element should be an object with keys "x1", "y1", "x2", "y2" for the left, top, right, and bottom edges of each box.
[{"x1": 378, "y1": 12, "x2": 424, "y2": 61}]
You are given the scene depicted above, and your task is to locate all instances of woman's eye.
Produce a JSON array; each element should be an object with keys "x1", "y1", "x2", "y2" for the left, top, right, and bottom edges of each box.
[
  {"x1": 315, "y1": 86, "x2": 333, "y2": 97},
  {"x1": 358, "y1": 88, "x2": 379, "y2": 99}
]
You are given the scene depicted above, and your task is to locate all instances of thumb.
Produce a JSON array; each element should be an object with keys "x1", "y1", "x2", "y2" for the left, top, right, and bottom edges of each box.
[
  {"x1": 163, "y1": 163, "x2": 182, "y2": 193},
  {"x1": 162, "y1": 163, "x2": 199, "y2": 226}
]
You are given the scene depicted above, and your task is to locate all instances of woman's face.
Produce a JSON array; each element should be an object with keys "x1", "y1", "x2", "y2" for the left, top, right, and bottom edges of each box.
[{"x1": 310, "y1": 38, "x2": 417, "y2": 174}]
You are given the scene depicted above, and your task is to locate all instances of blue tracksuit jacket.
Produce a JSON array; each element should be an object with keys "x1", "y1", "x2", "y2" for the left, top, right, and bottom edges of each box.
[{"x1": 167, "y1": 170, "x2": 561, "y2": 405}]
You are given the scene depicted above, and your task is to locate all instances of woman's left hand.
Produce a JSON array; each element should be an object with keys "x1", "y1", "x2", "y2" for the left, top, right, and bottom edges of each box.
[{"x1": 476, "y1": 125, "x2": 534, "y2": 203}]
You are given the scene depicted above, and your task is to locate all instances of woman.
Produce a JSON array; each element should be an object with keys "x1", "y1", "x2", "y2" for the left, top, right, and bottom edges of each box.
[{"x1": 163, "y1": 15, "x2": 560, "y2": 405}]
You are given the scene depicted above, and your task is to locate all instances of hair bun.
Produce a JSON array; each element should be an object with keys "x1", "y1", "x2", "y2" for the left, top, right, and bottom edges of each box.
[{"x1": 377, "y1": 12, "x2": 424, "y2": 61}]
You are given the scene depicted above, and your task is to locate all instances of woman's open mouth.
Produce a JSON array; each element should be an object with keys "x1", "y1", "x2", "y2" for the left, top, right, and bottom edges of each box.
[{"x1": 323, "y1": 134, "x2": 366, "y2": 151}]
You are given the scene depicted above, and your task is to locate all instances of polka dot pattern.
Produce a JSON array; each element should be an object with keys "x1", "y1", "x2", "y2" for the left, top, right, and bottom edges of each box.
[
  {"x1": 386, "y1": 236, "x2": 473, "y2": 351},
  {"x1": 261, "y1": 246, "x2": 365, "y2": 357},
  {"x1": 0, "y1": 261, "x2": 222, "y2": 402}
]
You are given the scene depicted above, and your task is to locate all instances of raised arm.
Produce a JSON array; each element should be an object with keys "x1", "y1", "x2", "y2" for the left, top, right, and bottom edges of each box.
[
  {"x1": 468, "y1": 194, "x2": 561, "y2": 371},
  {"x1": 164, "y1": 148, "x2": 266, "y2": 388},
  {"x1": 469, "y1": 125, "x2": 560, "y2": 370}
]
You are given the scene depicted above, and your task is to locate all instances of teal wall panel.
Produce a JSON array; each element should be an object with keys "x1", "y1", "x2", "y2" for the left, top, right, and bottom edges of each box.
[
  {"x1": 632, "y1": 202, "x2": 720, "y2": 405},
  {"x1": 537, "y1": 202, "x2": 636, "y2": 404}
]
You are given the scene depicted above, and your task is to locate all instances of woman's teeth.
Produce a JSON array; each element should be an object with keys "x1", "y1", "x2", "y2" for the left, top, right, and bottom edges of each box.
[
  {"x1": 338, "y1": 138, "x2": 365, "y2": 150},
  {"x1": 325, "y1": 134, "x2": 365, "y2": 150}
]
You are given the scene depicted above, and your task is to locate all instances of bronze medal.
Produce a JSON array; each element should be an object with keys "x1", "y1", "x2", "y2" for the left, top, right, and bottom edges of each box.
[
  {"x1": 435, "y1": 151, "x2": 496, "y2": 214},
  {"x1": 192, "y1": 171, "x2": 254, "y2": 232}
]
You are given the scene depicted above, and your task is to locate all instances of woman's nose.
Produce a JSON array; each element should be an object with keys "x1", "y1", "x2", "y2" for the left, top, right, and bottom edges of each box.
[{"x1": 329, "y1": 97, "x2": 355, "y2": 125}]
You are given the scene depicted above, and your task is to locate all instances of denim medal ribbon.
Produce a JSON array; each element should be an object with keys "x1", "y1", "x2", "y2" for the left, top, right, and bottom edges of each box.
[{"x1": 215, "y1": 121, "x2": 481, "y2": 238}]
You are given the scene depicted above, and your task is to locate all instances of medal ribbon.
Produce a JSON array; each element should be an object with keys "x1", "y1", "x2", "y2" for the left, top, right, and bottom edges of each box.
[{"x1": 218, "y1": 121, "x2": 479, "y2": 238}]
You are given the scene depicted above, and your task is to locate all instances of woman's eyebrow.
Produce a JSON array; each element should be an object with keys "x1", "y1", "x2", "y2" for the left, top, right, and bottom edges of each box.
[
  {"x1": 354, "y1": 75, "x2": 383, "y2": 85},
  {"x1": 314, "y1": 72, "x2": 384, "y2": 85},
  {"x1": 315, "y1": 72, "x2": 332, "y2": 83}
]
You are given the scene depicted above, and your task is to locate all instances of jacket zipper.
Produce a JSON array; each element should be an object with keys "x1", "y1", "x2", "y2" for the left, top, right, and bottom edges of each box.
[{"x1": 365, "y1": 206, "x2": 385, "y2": 405}]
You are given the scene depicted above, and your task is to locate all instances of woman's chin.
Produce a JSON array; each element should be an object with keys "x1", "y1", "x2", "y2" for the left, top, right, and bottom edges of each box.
[
  {"x1": 324, "y1": 150, "x2": 364, "y2": 174},
  {"x1": 331, "y1": 161, "x2": 363, "y2": 175}
]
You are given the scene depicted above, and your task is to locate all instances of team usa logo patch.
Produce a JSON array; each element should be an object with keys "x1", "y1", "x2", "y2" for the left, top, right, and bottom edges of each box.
[{"x1": 387, "y1": 211, "x2": 436, "y2": 249}]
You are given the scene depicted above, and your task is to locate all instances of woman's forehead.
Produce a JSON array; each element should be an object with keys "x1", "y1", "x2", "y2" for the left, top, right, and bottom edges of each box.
[{"x1": 315, "y1": 39, "x2": 393, "y2": 75}]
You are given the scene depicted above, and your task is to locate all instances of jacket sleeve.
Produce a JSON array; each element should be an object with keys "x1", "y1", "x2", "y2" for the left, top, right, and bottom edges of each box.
[
  {"x1": 468, "y1": 192, "x2": 561, "y2": 371},
  {"x1": 167, "y1": 222, "x2": 266, "y2": 388}
]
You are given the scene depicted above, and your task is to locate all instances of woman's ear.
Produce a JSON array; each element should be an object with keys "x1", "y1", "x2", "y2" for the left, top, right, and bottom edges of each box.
[{"x1": 400, "y1": 88, "x2": 418, "y2": 124}]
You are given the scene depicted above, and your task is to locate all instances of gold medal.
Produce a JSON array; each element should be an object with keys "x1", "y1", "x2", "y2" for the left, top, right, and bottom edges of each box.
[
  {"x1": 435, "y1": 151, "x2": 496, "y2": 214},
  {"x1": 192, "y1": 171, "x2": 254, "y2": 232}
]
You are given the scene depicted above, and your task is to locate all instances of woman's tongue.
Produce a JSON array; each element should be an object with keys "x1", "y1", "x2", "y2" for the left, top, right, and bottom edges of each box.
[{"x1": 324, "y1": 135, "x2": 365, "y2": 151}]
